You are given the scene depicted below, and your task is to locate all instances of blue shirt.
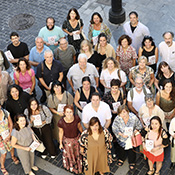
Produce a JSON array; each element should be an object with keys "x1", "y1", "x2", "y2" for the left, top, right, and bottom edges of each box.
[
  {"x1": 38, "y1": 26, "x2": 65, "y2": 52},
  {"x1": 29, "y1": 45, "x2": 50, "y2": 73}
]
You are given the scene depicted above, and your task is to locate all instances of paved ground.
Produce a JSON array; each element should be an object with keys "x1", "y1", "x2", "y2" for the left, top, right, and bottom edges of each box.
[{"x1": 0, "y1": 0, "x2": 175, "y2": 174}]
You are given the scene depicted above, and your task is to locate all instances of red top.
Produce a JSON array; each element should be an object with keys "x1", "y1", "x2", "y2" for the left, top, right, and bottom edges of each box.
[{"x1": 57, "y1": 115, "x2": 81, "y2": 138}]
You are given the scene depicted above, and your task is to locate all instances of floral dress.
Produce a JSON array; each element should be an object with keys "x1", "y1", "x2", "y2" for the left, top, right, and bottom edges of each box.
[{"x1": 0, "y1": 110, "x2": 12, "y2": 154}]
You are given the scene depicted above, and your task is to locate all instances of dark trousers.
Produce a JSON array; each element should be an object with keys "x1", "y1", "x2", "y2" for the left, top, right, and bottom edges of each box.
[
  {"x1": 118, "y1": 146, "x2": 136, "y2": 164},
  {"x1": 32, "y1": 124, "x2": 57, "y2": 156}
]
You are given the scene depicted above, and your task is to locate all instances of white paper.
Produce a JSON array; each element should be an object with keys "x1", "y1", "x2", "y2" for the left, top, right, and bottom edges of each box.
[
  {"x1": 92, "y1": 36, "x2": 98, "y2": 46},
  {"x1": 48, "y1": 36, "x2": 57, "y2": 45},
  {"x1": 49, "y1": 82, "x2": 53, "y2": 89},
  {"x1": 79, "y1": 101, "x2": 87, "y2": 109},
  {"x1": 57, "y1": 104, "x2": 66, "y2": 112},
  {"x1": 148, "y1": 55, "x2": 156, "y2": 64},
  {"x1": 23, "y1": 87, "x2": 32, "y2": 94},
  {"x1": 125, "y1": 137, "x2": 133, "y2": 150},
  {"x1": 146, "y1": 140, "x2": 154, "y2": 152},
  {"x1": 73, "y1": 31, "x2": 80, "y2": 40},
  {"x1": 143, "y1": 117, "x2": 150, "y2": 126},
  {"x1": 1, "y1": 129, "x2": 9, "y2": 140},
  {"x1": 4, "y1": 50, "x2": 14, "y2": 61},
  {"x1": 32, "y1": 114, "x2": 42, "y2": 126},
  {"x1": 112, "y1": 102, "x2": 120, "y2": 112},
  {"x1": 30, "y1": 140, "x2": 40, "y2": 152},
  {"x1": 124, "y1": 127, "x2": 133, "y2": 137}
]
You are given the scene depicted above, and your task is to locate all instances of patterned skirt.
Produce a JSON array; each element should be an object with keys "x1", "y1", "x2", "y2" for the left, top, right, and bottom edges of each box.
[{"x1": 62, "y1": 135, "x2": 82, "y2": 174}]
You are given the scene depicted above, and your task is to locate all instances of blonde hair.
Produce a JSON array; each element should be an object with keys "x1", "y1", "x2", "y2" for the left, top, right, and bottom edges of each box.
[
  {"x1": 138, "y1": 55, "x2": 147, "y2": 64},
  {"x1": 80, "y1": 39, "x2": 93, "y2": 55},
  {"x1": 102, "y1": 57, "x2": 120, "y2": 69}
]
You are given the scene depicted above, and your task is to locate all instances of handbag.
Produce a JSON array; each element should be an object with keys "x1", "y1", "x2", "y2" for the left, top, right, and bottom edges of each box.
[
  {"x1": 78, "y1": 20, "x2": 86, "y2": 40},
  {"x1": 34, "y1": 133, "x2": 46, "y2": 153},
  {"x1": 131, "y1": 131, "x2": 142, "y2": 147}
]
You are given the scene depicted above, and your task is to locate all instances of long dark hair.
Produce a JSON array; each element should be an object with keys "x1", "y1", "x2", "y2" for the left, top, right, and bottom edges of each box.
[
  {"x1": 16, "y1": 57, "x2": 31, "y2": 72},
  {"x1": 27, "y1": 97, "x2": 40, "y2": 120},
  {"x1": 67, "y1": 8, "x2": 80, "y2": 20},
  {"x1": 162, "y1": 79, "x2": 175, "y2": 102},
  {"x1": 88, "y1": 117, "x2": 103, "y2": 135},
  {"x1": 157, "y1": 61, "x2": 173, "y2": 79},
  {"x1": 7, "y1": 84, "x2": 23, "y2": 100},
  {"x1": 141, "y1": 36, "x2": 155, "y2": 47},
  {"x1": 150, "y1": 116, "x2": 162, "y2": 140},
  {"x1": 50, "y1": 80, "x2": 65, "y2": 95},
  {"x1": 90, "y1": 12, "x2": 103, "y2": 24},
  {"x1": 13, "y1": 114, "x2": 29, "y2": 131}
]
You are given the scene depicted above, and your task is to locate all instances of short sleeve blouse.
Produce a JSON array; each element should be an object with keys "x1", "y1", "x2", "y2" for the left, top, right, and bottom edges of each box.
[{"x1": 57, "y1": 115, "x2": 81, "y2": 138}]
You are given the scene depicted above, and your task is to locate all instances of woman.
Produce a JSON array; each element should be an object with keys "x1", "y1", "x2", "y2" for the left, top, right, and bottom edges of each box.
[
  {"x1": 6, "y1": 84, "x2": 31, "y2": 122},
  {"x1": 156, "y1": 79, "x2": 175, "y2": 131},
  {"x1": 62, "y1": 8, "x2": 84, "y2": 53},
  {"x1": 129, "y1": 56, "x2": 155, "y2": 93},
  {"x1": 0, "y1": 106, "x2": 19, "y2": 175},
  {"x1": 14, "y1": 58, "x2": 36, "y2": 96},
  {"x1": 155, "y1": 61, "x2": 175, "y2": 91},
  {"x1": 94, "y1": 33, "x2": 116, "y2": 73},
  {"x1": 141, "y1": 116, "x2": 169, "y2": 175},
  {"x1": 169, "y1": 117, "x2": 175, "y2": 169},
  {"x1": 88, "y1": 12, "x2": 111, "y2": 46},
  {"x1": 116, "y1": 34, "x2": 137, "y2": 76},
  {"x1": 100, "y1": 57, "x2": 127, "y2": 93},
  {"x1": 112, "y1": 105, "x2": 142, "y2": 170},
  {"x1": 47, "y1": 80, "x2": 73, "y2": 142},
  {"x1": 11, "y1": 114, "x2": 38, "y2": 175},
  {"x1": 0, "y1": 50, "x2": 10, "y2": 71},
  {"x1": 139, "y1": 94, "x2": 166, "y2": 129},
  {"x1": 79, "y1": 117, "x2": 112, "y2": 175},
  {"x1": 0, "y1": 67, "x2": 13, "y2": 107},
  {"x1": 80, "y1": 39, "x2": 101, "y2": 71},
  {"x1": 138, "y1": 36, "x2": 158, "y2": 73},
  {"x1": 74, "y1": 76, "x2": 97, "y2": 118},
  {"x1": 58, "y1": 105, "x2": 82, "y2": 174},
  {"x1": 24, "y1": 97, "x2": 57, "y2": 159}
]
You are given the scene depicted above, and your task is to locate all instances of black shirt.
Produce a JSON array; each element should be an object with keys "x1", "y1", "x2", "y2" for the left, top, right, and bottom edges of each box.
[
  {"x1": 87, "y1": 51, "x2": 101, "y2": 68},
  {"x1": 130, "y1": 23, "x2": 137, "y2": 33},
  {"x1": 6, "y1": 92, "x2": 31, "y2": 122},
  {"x1": 36, "y1": 59, "x2": 63, "y2": 86},
  {"x1": 7, "y1": 42, "x2": 29, "y2": 66}
]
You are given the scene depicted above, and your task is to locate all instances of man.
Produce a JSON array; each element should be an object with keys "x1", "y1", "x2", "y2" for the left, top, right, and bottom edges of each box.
[
  {"x1": 159, "y1": 31, "x2": 175, "y2": 71},
  {"x1": 127, "y1": 77, "x2": 150, "y2": 117},
  {"x1": 36, "y1": 50, "x2": 63, "y2": 100},
  {"x1": 38, "y1": 17, "x2": 65, "y2": 52},
  {"x1": 67, "y1": 53, "x2": 99, "y2": 93},
  {"x1": 123, "y1": 11, "x2": 150, "y2": 53},
  {"x1": 7, "y1": 32, "x2": 29, "y2": 66},
  {"x1": 29, "y1": 37, "x2": 50, "y2": 73},
  {"x1": 82, "y1": 92, "x2": 111, "y2": 128},
  {"x1": 54, "y1": 38, "x2": 76, "y2": 87}
]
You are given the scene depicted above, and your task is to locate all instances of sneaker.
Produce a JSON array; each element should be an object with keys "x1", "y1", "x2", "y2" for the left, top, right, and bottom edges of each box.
[
  {"x1": 51, "y1": 156, "x2": 55, "y2": 159},
  {"x1": 41, "y1": 155, "x2": 47, "y2": 159}
]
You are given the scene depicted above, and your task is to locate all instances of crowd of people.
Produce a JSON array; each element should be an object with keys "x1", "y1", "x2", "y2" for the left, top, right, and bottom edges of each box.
[{"x1": 0, "y1": 8, "x2": 175, "y2": 175}]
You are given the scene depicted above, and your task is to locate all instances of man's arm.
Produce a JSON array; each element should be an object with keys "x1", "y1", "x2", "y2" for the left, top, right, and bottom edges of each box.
[
  {"x1": 39, "y1": 77, "x2": 50, "y2": 91},
  {"x1": 104, "y1": 119, "x2": 111, "y2": 129},
  {"x1": 58, "y1": 72, "x2": 63, "y2": 82},
  {"x1": 128, "y1": 101, "x2": 138, "y2": 116},
  {"x1": 29, "y1": 61, "x2": 39, "y2": 67},
  {"x1": 67, "y1": 78, "x2": 75, "y2": 92}
]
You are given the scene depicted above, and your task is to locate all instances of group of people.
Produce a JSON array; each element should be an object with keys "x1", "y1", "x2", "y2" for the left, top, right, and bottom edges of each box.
[{"x1": 0, "y1": 7, "x2": 175, "y2": 175}]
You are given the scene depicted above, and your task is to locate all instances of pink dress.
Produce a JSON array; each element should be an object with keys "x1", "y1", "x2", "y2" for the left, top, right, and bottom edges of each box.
[{"x1": 14, "y1": 69, "x2": 35, "y2": 90}]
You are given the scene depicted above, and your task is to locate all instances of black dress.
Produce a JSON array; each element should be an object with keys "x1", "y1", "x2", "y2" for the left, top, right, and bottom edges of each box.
[
  {"x1": 62, "y1": 19, "x2": 84, "y2": 53},
  {"x1": 77, "y1": 86, "x2": 95, "y2": 112},
  {"x1": 142, "y1": 46, "x2": 157, "y2": 73}
]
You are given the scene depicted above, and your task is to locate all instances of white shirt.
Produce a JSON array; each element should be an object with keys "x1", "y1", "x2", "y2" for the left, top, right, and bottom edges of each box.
[
  {"x1": 82, "y1": 101, "x2": 112, "y2": 127},
  {"x1": 127, "y1": 87, "x2": 150, "y2": 112},
  {"x1": 67, "y1": 62, "x2": 99, "y2": 91},
  {"x1": 123, "y1": 21, "x2": 150, "y2": 53},
  {"x1": 100, "y1": 68, "x2": 127, "y2": 93},
  {"x1": 159, "y1": 41, "x2": 175, "y2": 71}
]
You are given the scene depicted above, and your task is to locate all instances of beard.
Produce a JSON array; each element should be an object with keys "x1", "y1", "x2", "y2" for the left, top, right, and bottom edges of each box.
[{"x1": 46, "y1": 25, "x2": 55, "y2": 31}]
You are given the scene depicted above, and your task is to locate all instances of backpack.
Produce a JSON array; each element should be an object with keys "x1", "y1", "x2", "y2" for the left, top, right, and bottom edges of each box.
[{"x1": 130, "y1": 86, "x2": 147, "y2": 101}]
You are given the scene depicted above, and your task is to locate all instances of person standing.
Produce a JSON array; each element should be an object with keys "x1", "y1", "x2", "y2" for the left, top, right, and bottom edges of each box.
[{"x1": 123, "y1": 11, "x2": 150, "y2": 53}]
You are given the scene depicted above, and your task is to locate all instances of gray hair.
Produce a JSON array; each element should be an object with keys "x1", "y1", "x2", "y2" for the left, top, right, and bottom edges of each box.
[
  {"x1": 44, "y1": 49, "x2": 53, "y2": 57},
  {"x1": 138, "y1": 55, "x2": 147, "y2": 64},
  {"x1": 135, "y1": 76, "x2": 143, "y2": 83},
  {"x1": 78, "y1": 53, "x2": 88, "y2": 62},
  {"x1": 35, "y1": 36, "x2": 44, "y2": 42},
  {"x1": 145, "y1": 93, "x2": 154, "y2": 101}
]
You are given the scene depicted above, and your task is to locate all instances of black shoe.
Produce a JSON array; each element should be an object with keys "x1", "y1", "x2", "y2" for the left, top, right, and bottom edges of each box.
[{"x1": 170, "y1": 163, "x2": 174, "y2": 169}]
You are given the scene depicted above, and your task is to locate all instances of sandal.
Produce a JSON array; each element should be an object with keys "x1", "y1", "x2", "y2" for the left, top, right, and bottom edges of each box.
[
  {"x1": 117, "y1": 160, "x2": 124, "y2": 166},
  {"x1": 129, "y1": 164, "x2": 135, "y2": 170},
  {"x1": 1, "y1": 168, "x2": 9, "y2": 175},
  {"x1": 32, "y1": 166, "x2": 39, "y2": 171},
  {"x1": 147, "y1": 168, "x2": 155, "y2": 175},
  {"x1": 154, "y1": 172, "x2": 160, "y2": 175},
  {"x1": 11, "y1": 156, "x2": 19, "y2": 165}
]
